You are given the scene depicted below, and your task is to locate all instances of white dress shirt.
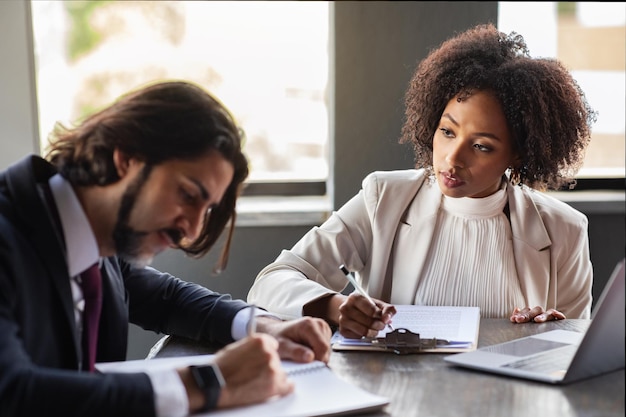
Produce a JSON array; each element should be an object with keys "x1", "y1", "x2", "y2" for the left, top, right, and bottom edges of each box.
[{"x1": 48, "y1": 173, "x2": 258, "y2": 417}]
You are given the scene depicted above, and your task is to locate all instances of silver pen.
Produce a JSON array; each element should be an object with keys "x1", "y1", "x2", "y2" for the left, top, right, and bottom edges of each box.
[
  {"x1": 339, "y1": 265, "x2": 394, "y2": 331},
  {"x1": 247, "y1": 305, "x2": 257, "y2": 336}
]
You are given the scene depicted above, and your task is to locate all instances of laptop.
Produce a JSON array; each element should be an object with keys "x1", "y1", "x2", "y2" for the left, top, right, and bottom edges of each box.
[{"x1": 444, "y1": 259, "x2": 625, "y2": 384}]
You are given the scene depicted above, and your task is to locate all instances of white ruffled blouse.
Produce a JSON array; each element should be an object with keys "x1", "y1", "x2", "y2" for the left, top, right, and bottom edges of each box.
[{"x1": 414, "y1": 184, "x2": 525, "y2": 317}]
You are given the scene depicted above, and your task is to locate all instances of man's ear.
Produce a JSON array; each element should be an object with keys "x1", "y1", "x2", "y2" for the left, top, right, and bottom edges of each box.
[{"x1": 112, "y1": 149, "x2": 132, "y2": 178}]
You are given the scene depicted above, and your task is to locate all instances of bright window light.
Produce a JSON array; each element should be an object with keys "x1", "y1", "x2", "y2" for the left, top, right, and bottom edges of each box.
[
  {"x1": 499, "y1": 1, "x2": 625, "y2": 179},
  {"x1": 30, "y1": 1, "x2": 330, "y2": 183}
]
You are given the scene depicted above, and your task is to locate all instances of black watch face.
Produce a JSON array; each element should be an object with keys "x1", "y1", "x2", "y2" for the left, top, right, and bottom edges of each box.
[{"x1": 192, "y1": 365, "x2": 220, "y2": 388}]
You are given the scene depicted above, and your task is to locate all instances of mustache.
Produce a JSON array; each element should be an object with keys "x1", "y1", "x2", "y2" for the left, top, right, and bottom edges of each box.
[{"x1": 163, "y1": 228, "x2": 184, "y2": 247}]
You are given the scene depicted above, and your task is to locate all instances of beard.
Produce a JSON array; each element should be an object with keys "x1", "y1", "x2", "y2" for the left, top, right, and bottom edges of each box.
[
  {"x1": 112, "y1": 165, "x2": 154, "y2": 268},
  {"x1": 113, "y1": 224, "x2": 153, "y2": 268}
]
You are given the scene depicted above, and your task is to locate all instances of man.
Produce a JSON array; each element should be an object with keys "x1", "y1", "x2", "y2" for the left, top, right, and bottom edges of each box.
[{"x1": 0, "y1": 81, "x2": 331, "y2": 416}]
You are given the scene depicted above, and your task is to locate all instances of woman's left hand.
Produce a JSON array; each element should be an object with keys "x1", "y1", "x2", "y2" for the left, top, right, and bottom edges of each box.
[{"x1": 510, "y1": 306, "x2": 566, "y2": 323}]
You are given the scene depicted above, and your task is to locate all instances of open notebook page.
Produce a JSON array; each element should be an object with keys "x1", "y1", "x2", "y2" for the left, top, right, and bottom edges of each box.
[{"x1": 96, "y1": 354, "x2": 389, "y2": 417}]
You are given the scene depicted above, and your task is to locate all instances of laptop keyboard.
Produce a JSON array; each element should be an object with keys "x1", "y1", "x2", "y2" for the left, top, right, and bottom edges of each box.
[{"x1": 502, "y1": 345, "x2": 577, "y2": 373}]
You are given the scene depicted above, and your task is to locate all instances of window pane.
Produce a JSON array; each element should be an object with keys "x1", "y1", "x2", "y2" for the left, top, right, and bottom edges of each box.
[
  {"x1": 30, "y1": 1, "x2": 329, "y2": 182},
  {"x1": 498, "y1": 1, "x2": 625, "y2": 179}
]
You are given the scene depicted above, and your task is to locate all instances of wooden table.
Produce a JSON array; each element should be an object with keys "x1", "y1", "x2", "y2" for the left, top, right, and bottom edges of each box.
[{"x1": 149, "y1": 319, "x2": 625, "y2": 417}]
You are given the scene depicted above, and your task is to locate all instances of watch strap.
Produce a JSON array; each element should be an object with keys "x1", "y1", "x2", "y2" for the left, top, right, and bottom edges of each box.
[{"x1": 189, "y1": 363, "x2": 224, "y2": 412}]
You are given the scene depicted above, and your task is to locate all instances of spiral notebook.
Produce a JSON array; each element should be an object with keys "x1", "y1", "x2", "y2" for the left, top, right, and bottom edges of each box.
[{"x1": 96, "y1": 354, "x2": 389, "y2": 417}]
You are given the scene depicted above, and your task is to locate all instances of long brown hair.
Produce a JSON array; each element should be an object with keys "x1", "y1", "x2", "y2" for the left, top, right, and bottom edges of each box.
[{"x1": 46, "y1": 80, "x2": 249, "y2": 272}]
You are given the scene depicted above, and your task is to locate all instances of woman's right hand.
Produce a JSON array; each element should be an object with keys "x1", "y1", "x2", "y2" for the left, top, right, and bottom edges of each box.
[{"x1": 338, "y1": 293, "x2": 396, "y2": 339}]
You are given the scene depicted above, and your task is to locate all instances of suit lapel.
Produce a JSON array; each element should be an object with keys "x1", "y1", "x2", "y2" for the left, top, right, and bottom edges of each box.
[
  {"x1": 507, "y1": 185, "x2": 552, "y2": 307},
  {"x1": 5, "y1": 156, "x2": 80, "y2": 351},
  {"x1": 382, "y1": 178, "x2": 552, "y2": 307},
  {"x1": 390, "y1": 179, "x2": 442, "y2": 304}
]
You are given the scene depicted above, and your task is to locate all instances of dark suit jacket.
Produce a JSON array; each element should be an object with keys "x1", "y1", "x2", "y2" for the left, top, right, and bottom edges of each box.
[{"x1": 0, "y1": 155, "x2": 249, "y2": 416}]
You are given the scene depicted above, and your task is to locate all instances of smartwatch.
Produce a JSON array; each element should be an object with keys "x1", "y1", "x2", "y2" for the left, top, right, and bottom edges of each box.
[{"x1": 189, "y1": 363, "x2": 225, "y2": 412}]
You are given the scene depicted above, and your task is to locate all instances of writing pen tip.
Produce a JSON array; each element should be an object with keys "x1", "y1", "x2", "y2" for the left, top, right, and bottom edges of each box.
[{"x1": 339, "y1": 265, "x2": 350, "y2": 275}]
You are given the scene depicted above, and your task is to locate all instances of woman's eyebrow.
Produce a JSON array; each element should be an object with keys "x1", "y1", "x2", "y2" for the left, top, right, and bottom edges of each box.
[
  {"x1": 441, "y1": 112, "x2": 503, "y2": 142},
  {"x1": 441, "y1": 112, "x2": 459, "y2": 126}
]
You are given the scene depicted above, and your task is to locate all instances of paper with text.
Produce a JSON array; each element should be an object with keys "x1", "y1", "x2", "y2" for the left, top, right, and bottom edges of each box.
[{"x1": 331, "y1": 305, "x2": 480, "y2": 353}]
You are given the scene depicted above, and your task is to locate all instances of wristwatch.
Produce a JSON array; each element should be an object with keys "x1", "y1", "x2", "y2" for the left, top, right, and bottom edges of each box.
[{"x1": 189, "y1": 363, "x2": 225, "y2": 412}]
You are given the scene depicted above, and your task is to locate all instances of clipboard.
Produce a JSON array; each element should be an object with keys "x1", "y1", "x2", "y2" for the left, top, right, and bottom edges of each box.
[{"x1": 331, "y1": 305, "x2": 480, "y2": 354}]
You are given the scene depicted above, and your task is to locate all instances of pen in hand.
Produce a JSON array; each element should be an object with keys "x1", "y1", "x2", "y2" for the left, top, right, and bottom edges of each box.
[
  {"x1": 339, "y1": 265, "x2": 394, "y2": 332},
  {"x1": 247, "y1": 305, "x2": 257, "y2": 336}
]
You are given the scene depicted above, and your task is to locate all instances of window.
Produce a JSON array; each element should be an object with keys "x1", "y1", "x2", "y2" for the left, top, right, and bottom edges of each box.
[
  {"x1": 30, "y1": 1, "x2": 330, "y2": 195},
  {"x1": 499, "y1": 2, "x2": 625, "y2": 189}
]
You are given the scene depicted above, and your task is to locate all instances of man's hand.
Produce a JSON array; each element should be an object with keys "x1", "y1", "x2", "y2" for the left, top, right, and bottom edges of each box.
[
  {"x1": 255, "y1": 316, "x2": 332, "y2": 363},
  {"x1": 180, "y1": 334, "x2": 293, "y2": 412},
  {"x1": 214, "y1": 334, "x2": 294, "y2": 409},
  {"x1": 510, "y1": 306, "x2": 566, "y2": 323}
]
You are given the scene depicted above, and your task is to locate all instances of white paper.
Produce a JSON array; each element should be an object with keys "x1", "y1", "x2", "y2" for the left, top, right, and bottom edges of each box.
[
  {"x1": 332, "y1": 305, "x2": 480, "y2": 352},
  {"x1": 97, "y1": 355, "x2": 389, "y2": 417}
]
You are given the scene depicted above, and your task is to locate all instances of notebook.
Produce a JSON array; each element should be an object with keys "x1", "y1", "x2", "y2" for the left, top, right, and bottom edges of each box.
[
  {"x1": 331, "y1": 305, "x2": 480, "y2": 353},
  {"x1": 96, "y1": 354, "x2": 389, "y2": 417},
  {"x1": 444, "y1": 259, "x2": 625, "y2": 384}
]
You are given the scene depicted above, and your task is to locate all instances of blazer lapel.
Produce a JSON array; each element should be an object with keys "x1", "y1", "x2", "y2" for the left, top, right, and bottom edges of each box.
[
  {"x1": 5, "y1": 156, "x2": 79, "y2": 351},
  {"x1": 390, "y1": 179, "x2": 442, "y2": 304},
  {"x1": 507, "y1": 185, "x2": 552, "y2": 307}
]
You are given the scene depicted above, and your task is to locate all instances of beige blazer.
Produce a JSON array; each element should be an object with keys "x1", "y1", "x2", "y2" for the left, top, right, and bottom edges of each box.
[{"x1": 248, "y1": 169, "x2": 593, "y2": 319}]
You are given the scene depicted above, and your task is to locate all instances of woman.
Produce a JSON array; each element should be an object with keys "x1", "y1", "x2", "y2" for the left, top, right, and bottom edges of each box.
[{"x1": 247, "y1": 24, "x2": 596, "y2": 338}]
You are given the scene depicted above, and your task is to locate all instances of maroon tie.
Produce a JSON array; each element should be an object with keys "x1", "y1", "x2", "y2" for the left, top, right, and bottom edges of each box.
[{"x1": 80, "y1": 263, "x2": 102, "y2": 372}]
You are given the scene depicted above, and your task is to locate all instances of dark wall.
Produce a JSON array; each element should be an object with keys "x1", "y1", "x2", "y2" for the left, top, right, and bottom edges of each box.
[
  {"x1": 586, "y1": 213, "x2": 625, "y2": 304},
  {"x1": 333, "y1": 1, "x2": 499, "y2": 207}
]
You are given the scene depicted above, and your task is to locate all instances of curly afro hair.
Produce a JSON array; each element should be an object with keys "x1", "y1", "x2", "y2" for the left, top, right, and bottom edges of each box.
[{"x1": 399, "y1": 23, "x2": 596, "y2": 191}]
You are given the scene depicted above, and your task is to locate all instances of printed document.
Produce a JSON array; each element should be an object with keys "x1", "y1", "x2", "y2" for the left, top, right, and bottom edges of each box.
[{"x1": 331, "y1": 305, "x2": 480, "y2": 353}]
